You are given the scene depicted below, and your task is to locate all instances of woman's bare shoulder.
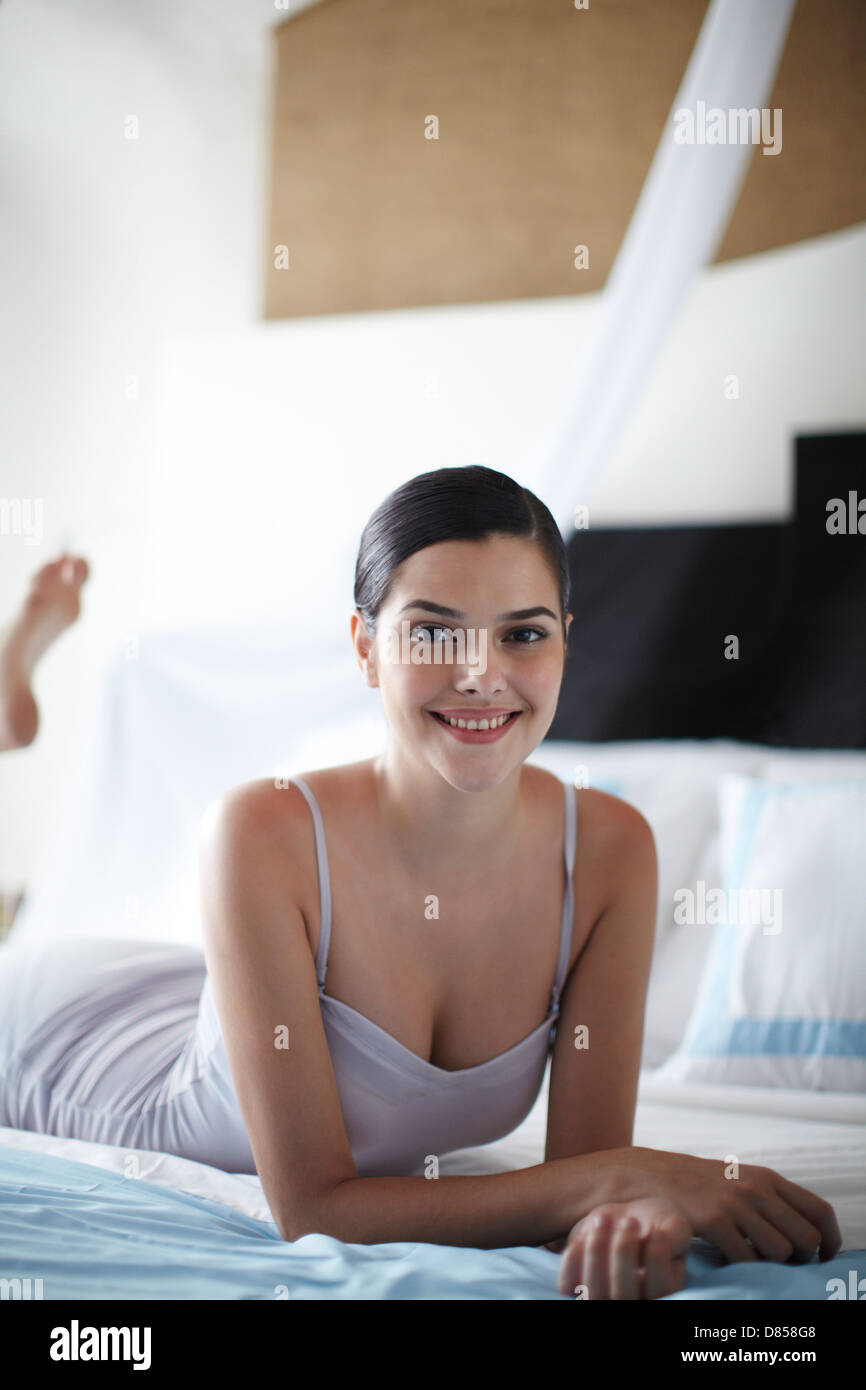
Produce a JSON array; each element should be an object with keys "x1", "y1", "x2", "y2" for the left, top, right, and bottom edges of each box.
[
  {"x1": 578, "y1": 782, "x2": 652, "y2": 831},
  {"x1": 523, "y1": 766, "x2": 654, "y2": 878},
  {"x1": 572, "y1": 784, "x2": 656, "y2": 881},
  {"x1": 286, "y1": 757, "x2": 377, "y2": 805},
  {"x1": 556, "y1": 783, "x2": 657, "y2": 947},
  {"x1": 199, "y1": 761, "x2": 377, "y2": 870},
  {"x1": 525, "y1": 764, "x2": 650, "y2": 829}
]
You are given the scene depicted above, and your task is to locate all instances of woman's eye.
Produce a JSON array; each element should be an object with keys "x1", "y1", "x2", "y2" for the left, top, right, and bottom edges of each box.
[
  {"x1": 408, "y1": 624, "x2": 547, "y2": 643},
  {"x1": 411, "y1": 624, "x2": 456, "y2": 642}
]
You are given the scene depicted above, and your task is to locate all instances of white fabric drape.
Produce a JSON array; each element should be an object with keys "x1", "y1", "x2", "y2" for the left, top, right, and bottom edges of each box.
[{"x1": 529, "y1": 0, "x2": 798, "y2": 536}]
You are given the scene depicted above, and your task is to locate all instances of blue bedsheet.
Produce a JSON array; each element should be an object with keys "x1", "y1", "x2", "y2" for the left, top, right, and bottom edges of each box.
[{"x1": 1, "y1": 1148, "x2": 863, "y2": 1301}]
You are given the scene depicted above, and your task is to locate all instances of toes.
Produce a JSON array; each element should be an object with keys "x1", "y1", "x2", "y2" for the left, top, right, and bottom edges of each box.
[
  {"x1": 28, "y1": 554, "x2": 89, "y2": 591},
  {"x1": 60, "y1": 556, "x2": 89, "y2": 587}
]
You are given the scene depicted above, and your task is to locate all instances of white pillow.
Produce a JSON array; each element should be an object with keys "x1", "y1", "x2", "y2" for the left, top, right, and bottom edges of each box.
[
  {"x1": 530, "y1": 740, "x2": 766, "y2": 1064},
  {"x1": 655, "y1": 774, "x2": 866, "y2": 1091}
]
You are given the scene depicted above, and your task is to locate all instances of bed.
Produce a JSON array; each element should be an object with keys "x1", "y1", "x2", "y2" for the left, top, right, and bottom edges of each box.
[
  {"x1": 1, "y1": 434, "x2": 864, "y2": 1300},
  {"x1": 1, "y1": 1068, "x2": 864, "y2": 1301}
]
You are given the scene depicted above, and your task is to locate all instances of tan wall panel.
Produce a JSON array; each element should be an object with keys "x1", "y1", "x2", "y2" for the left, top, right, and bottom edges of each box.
[
  {"x1": 717, "y1": 0, "x2": 866, "y2": 261},
  {"x1": 264, "y1": 0, "x2": 866, "y2": 320}
]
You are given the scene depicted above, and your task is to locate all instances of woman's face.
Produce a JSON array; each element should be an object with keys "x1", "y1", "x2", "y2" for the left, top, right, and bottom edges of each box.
[{"x1": 354, "y1": 533, "x2": 572, "y2": 792}]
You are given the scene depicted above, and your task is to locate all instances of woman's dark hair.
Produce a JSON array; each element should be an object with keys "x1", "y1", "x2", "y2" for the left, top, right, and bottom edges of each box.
[{"x1": 354, "y1": 465, "x2": 570, "y2": 639}]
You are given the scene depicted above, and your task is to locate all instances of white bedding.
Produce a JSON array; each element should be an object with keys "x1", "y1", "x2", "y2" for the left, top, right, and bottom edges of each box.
[{"x1": 4, "y1": 1065, "x2": 863, "y2": 1250}]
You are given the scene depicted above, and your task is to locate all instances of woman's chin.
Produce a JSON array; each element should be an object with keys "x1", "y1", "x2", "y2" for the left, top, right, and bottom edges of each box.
[{"x1": 431, "y1": 757, "x2": 523, "y2": 796}]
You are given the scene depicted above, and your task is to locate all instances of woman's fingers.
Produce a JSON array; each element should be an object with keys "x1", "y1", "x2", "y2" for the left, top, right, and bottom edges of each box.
[
  {"x1": 559, "y1": 1201, "x2": 692, "y2": 1300},
  {"x1": 557, "y1": 1212, "x2": 591, "y2": 1295},
  {"x1": 703, "y1": 1211, "x2": 761, "y2": 1265},
  {"x1": 609, "y1": 1215, "x2": 642, "y2": 1300},
  {"x1": 733, "y1": 1207, "x2": 798, "y2": 1263},
  {"x1": 771, "y1": 1173, "x2": 842, "y2": 1260},
  {"x1": 641, "y1": 1225, "x2": 673, "y2": 1300},
  {"x1": 558, "y1": 1208, "x2": 626, "y2": 1299},
  {"x1": 724, "y1": 1169, "x2": 840, "y2": 1264},
  {"x1": 583, "y1": 1211, "x2": 613, "y2": 1300},
  {"x1": 738, "y1": 1191, "x2": 824, "y2": 1263},
  {"x1": 697, "y1": 1174, "x2": 836, "y2": 1269},
  {"x1": 641, "y1": 1208, "x2": 691, "y2": 1300}
]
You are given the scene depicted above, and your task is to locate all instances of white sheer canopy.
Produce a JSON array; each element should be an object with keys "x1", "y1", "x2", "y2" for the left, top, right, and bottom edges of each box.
[{"x1": 528, "y1": 0, "x2": 798, "y2": 535}]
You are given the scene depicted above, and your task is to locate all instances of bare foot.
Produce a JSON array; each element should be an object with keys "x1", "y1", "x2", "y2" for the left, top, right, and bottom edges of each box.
[{"x1": 0, "y1": 554, "x2": 90, "y2": 750}]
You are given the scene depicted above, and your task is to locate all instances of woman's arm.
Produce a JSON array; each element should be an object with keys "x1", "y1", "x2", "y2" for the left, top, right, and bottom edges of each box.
[
  {"x1": 538, "y1": 791, "x2": 656, "y2": 1253},
  {"x1": 545, "y1": 789, "x2": 658, "y2": 1167},
  {"x1": 198, "y1": 783, "x2": 628, "y2": 1248},
  {"x1": 309, "y1": 1158, "x2": 628, "y2": 1249},
  {"x1": 541, "y1": 789, "x2": 841, "y2": 1267}
]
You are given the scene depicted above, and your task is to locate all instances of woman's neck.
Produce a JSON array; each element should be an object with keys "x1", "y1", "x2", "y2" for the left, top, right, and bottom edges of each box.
[{"x1": 370, "y1": 747, "x2": 527, "y2": 875}]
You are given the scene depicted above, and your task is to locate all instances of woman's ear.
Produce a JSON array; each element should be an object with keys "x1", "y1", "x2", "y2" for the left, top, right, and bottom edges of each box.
[{"x1": 350, "y1": 609, "x2": 379, "y2": 688}]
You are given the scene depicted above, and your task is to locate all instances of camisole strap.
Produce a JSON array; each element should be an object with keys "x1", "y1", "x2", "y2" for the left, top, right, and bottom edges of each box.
[
  {"x1": 288, "y1": 775, "x2": 332, "y2": 990},
  {"x1": 550, "y1": 779, "x2": 578, "y2": 1014}
]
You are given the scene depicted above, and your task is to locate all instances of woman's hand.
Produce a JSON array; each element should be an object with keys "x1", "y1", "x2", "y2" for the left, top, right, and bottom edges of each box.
[
  {"x1": 608, "y1": 1147, "x2": 842, "y2": 1266},
  {"x1": 556, "y1": 1197, "x2": 691, "y2": 1300}
]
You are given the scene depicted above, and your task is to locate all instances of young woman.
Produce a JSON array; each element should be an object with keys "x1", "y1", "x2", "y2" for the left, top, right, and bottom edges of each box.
[{"x1": 0, "y1": 466, "x2": 841, "y2": 1300}]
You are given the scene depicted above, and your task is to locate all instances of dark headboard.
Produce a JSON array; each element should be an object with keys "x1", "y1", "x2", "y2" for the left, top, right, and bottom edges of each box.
[{"x1": 548, "y1": 432, "x2": 866, "y2": 748}]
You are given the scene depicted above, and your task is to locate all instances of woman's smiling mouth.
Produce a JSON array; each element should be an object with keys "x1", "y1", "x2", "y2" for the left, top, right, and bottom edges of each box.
[{"x1": 428, "y1": 709, "x2": 523, "y2": 741}]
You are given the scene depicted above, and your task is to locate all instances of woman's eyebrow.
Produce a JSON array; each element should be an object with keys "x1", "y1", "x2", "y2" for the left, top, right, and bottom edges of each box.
[{"x1": 398, "y1": 600, "x2": 558, "y2": 621}]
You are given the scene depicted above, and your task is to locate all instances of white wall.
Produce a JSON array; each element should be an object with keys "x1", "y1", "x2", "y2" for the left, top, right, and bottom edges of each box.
[
  {"x1": 1, "y1": 0, "x2": 864, "y2": 889},
  {"x1": 0, "y1": 0, "x2": 293, "y2": 886},
  {"x1": 145, "y1": 221, "x2": 866, "y2": 647}
]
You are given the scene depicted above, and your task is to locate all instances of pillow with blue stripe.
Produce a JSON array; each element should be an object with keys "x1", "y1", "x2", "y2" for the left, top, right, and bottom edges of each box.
[{"x1": 656, "y1": 775, "x2": 866, "y2": 1092}]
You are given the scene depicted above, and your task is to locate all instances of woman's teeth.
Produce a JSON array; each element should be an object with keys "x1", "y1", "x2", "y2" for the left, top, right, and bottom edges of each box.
[{"x1": 432, "y1": 712, "x2": 516, "y2": 730}]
